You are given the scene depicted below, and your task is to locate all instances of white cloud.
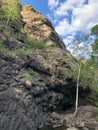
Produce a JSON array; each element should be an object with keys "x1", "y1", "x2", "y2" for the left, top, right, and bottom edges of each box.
[
  {"x1": 55, "y1": 0, "x2": 86, "y2": 16},
  {"x1": 63, "y1": 35, "x2": 75, "y2": 55},
  {"x1": 47, "y1": 0, "x2": 98, "y2": 55},
  {"x1": 54, "y1": 0, "x2": 98, "y2": 36},
  {"x1": 72, "y1": 3, "x2": 98, "y2": 31},
  {"x1": 63, "y1": 35, "x2": 74, "y2": 44},
  {"x1": 89, "y1": 0, "x2": 98, "y2": 4},
  {"x1": 55, "y1": 19, "x2": 74, "y2": 35},
  {"x1": 48, "y1": 0, "x2": 59, "y2": 9}
]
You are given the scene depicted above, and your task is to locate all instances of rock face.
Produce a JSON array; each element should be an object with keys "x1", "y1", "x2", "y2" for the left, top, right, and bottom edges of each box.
[
  {"x1": 43, "y1": 106, "x2": 98, "y2": 130},
  {"x1": 0, "y1": 0, "x2": 5, "y2": 6},
  {"x1": 21, "y1": 4, "x2": 65, "y2": 49},
  {"x1": 0, "y1": 2, "x2": 97, "y2": 130}
]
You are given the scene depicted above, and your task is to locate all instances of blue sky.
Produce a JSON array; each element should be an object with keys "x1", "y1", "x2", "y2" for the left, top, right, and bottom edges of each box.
[
  {"x1": 21, "y1": 0, "x2": 98, "y2": 51},
  {"x1": 21, "y1": 0, "x2": 50, "y2": 15}
]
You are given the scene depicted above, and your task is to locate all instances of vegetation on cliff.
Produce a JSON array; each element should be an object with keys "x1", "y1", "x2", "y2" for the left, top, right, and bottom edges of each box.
[
  {"x1": 0, "y1": 0, "x2": 98, "y2": 106},
  {"x1": 0, "y1": 1, "x2": 98, "y2": 130},
  {"x1": 0, "y1": 0, "x2": 98, "y2": 107},
  {"x1": 1, "y1": 0, "x2": 20, "y2": 20}
]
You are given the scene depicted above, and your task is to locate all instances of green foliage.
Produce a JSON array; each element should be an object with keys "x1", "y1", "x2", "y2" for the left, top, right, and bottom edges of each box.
[
  {"x1": 92, "y1": 39, "x2": 98, "y2": 52},
  {"x1": 80, "y1": 63, "x2": 98, "y2": 89},
  {"x1": 28, "y1": 68, "x2": 35, "y2": 75},
  {"x1": 25, "y1": 37, "x2": 47, "y2": 50},
  {"x1": 0, "y1": 40, "x2": 33, "y2": 59},
  {"x1": 91, "y1": 24, "x2": 98, "y2": 35},
  {"x1": 0, "y1": 40, "x2": 10, "y2": 54},
  {"x1": 22, "y1": 72, "x2": 33, "y2": 82},
  {"x1": 60, "y1": 67, "x2": 76, "y2": 79},
  {"x1": 61, "y1": 61, "x2": 98, "y2": 90},
  {"x1": 0, "y1": 9, "x2": 6, "y2": 20},
  {"x1": 11, "y1": 48, "x2": 26, "y2": 59},
  {"x1": 33, "y1": 81, "x2": 46, "y2": 87},
  {"x1": 1, "y1": 0, "x2": 20, "y2": 20},
  {"x1": 90, "y1": 24, "x2": 98, "y2": 69},
  {"x1": 20, "y1": 27, "x2": 27, "y2": 35},
  {"x1": 22, "y1": 68, "x2": 35, "y2": 82},
  {"x1": 11, "y1": 47, "x2": 34, "y2": 59}
]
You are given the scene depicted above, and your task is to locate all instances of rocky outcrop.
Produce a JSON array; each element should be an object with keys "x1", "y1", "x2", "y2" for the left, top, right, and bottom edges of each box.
[
  {"x1": 21, "y1": 4, "x2": 65, "y2": 49},
  {"x1": 0, "y1": 1, "x2": 97, "y2": 130},
  {"x1": 0, "y1": 47, "x2": 93, "y2": 130},
  {"x1": 43, "y1": 106, "x2": 98, "y2": 130}
]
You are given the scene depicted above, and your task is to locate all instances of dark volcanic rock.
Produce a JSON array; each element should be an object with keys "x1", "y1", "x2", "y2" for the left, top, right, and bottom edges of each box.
[
  {"x1": 0, "y1": 54, "x2": 48, "y2": 130},
  {"x1": 0, "y1": 49, "x2": 93, "y2": 130},
  {"x1": 0, "y1": 1, "x2": 96, "y2": 130}
]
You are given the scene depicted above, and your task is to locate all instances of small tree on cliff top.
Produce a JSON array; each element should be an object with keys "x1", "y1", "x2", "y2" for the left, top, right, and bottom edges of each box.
[{"x1": 1, "y1": 0, "x2": 20, "y2": 27}]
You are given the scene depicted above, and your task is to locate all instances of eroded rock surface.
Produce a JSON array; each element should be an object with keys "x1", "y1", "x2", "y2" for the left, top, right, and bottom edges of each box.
[
  {"x1": 0, "y1": 1, "x2": 97, "y2": 130},
  {"x1": 21, "y1": 4, "x2": 65, "y2": 49},
  {"x1": 43, "y1": 106, "x2": 98, "y2": 130}
]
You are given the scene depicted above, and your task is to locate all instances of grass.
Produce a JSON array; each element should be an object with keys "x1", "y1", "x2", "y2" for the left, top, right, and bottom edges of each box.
[
  {"x1": 0, "y1": 35, "x2": 53, "y2": 59},
  {"x1": 60, "y1": 66, "x2": 76, "y2": 79},
  {"x1": 0, "y1": 40, "x2": 34, "y2": 59},
  {"x1": 22, "y1": 72, "x2": 33, "y2": 82},
  {"x1": 28, "y1": 68, "x2": 35, "y2": 75},
  {"x1": 12, "y1": 48, "x2": 33, "y2": 59},
  {"x1": 11, "y1": 48, "x2": 26, "y2": 59},
  {"x1": 25, "y1": 37, "x2": 48, "y2": 50},
  {"x1": 33, "y1": 80, "x2": 46, "y2": 87},
  {"x1": 0, "y1": 40, "x2": 10, "y2": 54}
]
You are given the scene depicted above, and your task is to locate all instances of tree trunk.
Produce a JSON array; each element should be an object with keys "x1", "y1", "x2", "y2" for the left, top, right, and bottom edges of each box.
[
  {"x1": 5, "y1": 8, "x2": 12, "y2": 28},
  {"x1": 74, "y1": 63, "x2": 81, "y2": 116}
]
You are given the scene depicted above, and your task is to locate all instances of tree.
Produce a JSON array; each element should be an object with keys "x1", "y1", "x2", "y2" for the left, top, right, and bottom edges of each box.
[
  {"x1": 90, "y1": 24, "x2": 98, "y2": 69},
  {"x1": 91, "y1": 24, "x2": 98, "y2": 35},
  {"x1": 69, "y1": 33, "x2": 90, "y2": 116},
  {"x1": 69, "y1": 27, "x2": 98, "y2": 116},
  {"x1": 89, "y1": 25, "x2": 98, "y2": 93},
  {"x1": 1, "y1": 0, "x2": 20, "y2": 27}
]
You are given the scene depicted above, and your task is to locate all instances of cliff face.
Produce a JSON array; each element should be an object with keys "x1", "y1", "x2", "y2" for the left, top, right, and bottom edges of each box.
[
  {"x1": 0, "y1": 2, "x2": 95, "y2": 130},
  {"x1": 21, "y1": 4, "x2": 65, "y2": 49},
  {"x1": 0, "y1": 0, "x2": 5, "y2": 6}
]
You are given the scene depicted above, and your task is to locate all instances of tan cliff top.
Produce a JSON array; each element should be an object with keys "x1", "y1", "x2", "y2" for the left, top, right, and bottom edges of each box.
[{"x1": 21, "y1": 4, "x2": 66, "y2": 49}]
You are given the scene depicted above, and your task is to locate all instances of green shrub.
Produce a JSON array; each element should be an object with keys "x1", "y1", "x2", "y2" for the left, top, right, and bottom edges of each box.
[
  {"x1": 0, "y1": 42, "x2": 34, "y2": 59},
  {"x1": 25, "y1": 37, "x2": 47, "y2": 49},
  {"x1": 11, "y1": 48, "x2": 26, "y2": 59},
  {"x1": 33, "y1": 81, "x2": 46, "y2": 87},
  {"x1": 0, "y1": 40, "x2": 10, "y2": 54},
  {"x1": 60, "y1": 67, "x2": 76, "y2": 79},
  {"x1": 1, "y1": 0, "x2": 20, "y2": 20},
  {"x1": 0, "y1": 9, "x2": 6, "y2": 20},
  {"x1": 28, "y1": 68, "x2": 35, "y2": 75},
  {"x1": 80, "y1": 63, "x2": 98, "y2": 89},
  {"x1": 22, "y1": 72, "x2": 33, "y2": 82},
  {"x1": 20, "y1": 28, "x2": 27, "y2": 34}
]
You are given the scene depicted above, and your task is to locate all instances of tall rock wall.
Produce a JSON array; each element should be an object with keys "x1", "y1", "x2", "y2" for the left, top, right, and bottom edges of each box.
[
  {"x1": 0, "y1": 2, "x2": 94, "y2": 130},
  {"x1": 21, "y1": 4, "x2": 66, "y2": 49}
]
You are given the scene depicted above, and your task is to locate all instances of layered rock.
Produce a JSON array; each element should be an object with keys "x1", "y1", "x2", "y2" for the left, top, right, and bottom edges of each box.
[
  {"x1": 21, "y1": 4, "x2": 65, "y2": 49},
  {"x1": 0, "y1": 2, "x2": 96, "y2": 130}
]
